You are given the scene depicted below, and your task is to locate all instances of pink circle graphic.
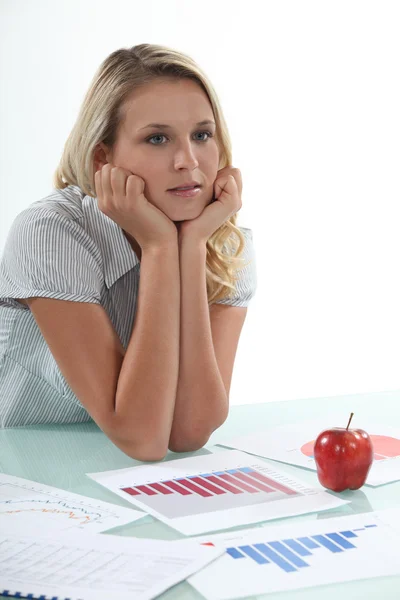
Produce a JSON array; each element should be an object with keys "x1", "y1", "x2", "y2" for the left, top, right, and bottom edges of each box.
[{"x1": 301, "y1": 435, "x2": 400, "y2": 460}]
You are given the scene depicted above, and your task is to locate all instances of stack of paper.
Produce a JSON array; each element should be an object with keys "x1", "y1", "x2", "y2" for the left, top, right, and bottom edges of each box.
[{"x1": 1, "y1": 527, "x2": 223, "y2": 600}]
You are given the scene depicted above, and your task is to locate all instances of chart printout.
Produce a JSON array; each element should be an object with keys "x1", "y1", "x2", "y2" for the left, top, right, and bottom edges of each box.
[
  {"x1": 219, "y1": 419, "x2": 400, "y2": 486},
  {"x1": 87, "y1": 450, "x2": 349, "y2": 535},
  {"x1": 0, "y1": 529, "x2": 224, "y2": 600},
  {"x1": 0, "y1": 473, "x2": 145, "y2": 535},
  {"x1": 188, "y1": 507, "x2": 400, "y2": 599}
]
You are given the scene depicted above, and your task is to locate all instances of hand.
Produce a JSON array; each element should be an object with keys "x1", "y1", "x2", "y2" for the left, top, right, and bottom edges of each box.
[
  {"x1": 178, "y1": 166, "x2": 242, "y2": 243},
  {"x1": 95, "y1": 164, "x2": 177, "y2": 251}
]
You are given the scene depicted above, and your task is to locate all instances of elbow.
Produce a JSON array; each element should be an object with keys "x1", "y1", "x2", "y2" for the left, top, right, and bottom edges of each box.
[
  {"x1": 104, "y1": 417, "x2": 169, "y2": 462},
  {"x1": 168, "y1": 436, "x2": 209, "y2": 454},
  {"x1": 168, "y1": 427, "x2": 213, "y2": 454},
  {"x1": 126, "y1": 447, "x2": 168, "y2": 462},
  {"x1": 110, "y1": 434, "x2": 169, "y2": 462},
  {"x1": 168, "y1": 411, "x2": 229, "y2": 454},
  {"x1": 121, "y1": 432, "x2": 209, "y2": 457}
]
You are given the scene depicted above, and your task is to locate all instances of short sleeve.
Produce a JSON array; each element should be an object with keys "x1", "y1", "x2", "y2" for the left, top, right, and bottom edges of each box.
[
  {"x1": 214, "y1": 227, "x2": 257, "y2": 307},
  {"x1": 0, "y1": 207, "x2": 104, "y2": 306}
]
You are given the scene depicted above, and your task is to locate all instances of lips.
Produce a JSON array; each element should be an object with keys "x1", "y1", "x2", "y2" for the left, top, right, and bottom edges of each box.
[
  {"x1": 171, "y1": 185, "x2": 200, "y2": 191},
  {"x1": 168, "y1": 181, "x2": 201, "y2": 190},
  {"x1": 168, "y1": 186, "x2": 202, "y2": 197}
]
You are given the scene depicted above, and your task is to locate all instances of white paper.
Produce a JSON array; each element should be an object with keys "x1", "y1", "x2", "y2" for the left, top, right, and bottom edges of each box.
[
  {"x1": 188, "y1": 507, "x2": 400, "y2": 599},
  {"x1": 87, "y1": 450, "x2": 349, "y2": 535},
  {"x1": 0, "y1": 473, "x2": 145, "y2": 534},
  {"x1": 0, "y1": 528, "x2": 224, "y2": 600},
  {"x1": 219, "y1": 418, "x2": 400, "y2": 486}
]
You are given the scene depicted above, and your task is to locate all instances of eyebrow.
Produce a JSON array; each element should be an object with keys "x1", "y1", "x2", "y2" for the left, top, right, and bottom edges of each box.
[{"x1": 139, "y1": 119, "x2": 216, "y2": 131}]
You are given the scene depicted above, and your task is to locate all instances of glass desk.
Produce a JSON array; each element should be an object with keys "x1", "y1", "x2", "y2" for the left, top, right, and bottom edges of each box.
[{"x1": 1, "y1": 389, "x2": 400, "y2": 599}]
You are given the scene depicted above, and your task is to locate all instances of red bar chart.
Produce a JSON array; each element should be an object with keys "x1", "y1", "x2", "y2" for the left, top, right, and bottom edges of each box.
[
  {"x1": 88, "y1": 450, "x2": 348, "y2": 534},
  {"x1": 116, "y1": 461, "x2": 308, "y2": 522},
  {"x1": 121, "y1": 467, "x2": 298, "y2": 500}
]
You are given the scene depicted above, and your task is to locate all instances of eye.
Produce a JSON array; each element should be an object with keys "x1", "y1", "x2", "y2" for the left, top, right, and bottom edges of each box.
[
  {"x1": 194, "y1": 131, "x2": 213, "y2": 142},
  {"x1": 146, "y1": 131, "x2": 214, "y2": 145}
]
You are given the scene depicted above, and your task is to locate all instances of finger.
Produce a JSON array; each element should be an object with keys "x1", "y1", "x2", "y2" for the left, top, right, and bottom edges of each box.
[
  {"x1": 101, "y1": 163, "x2": 113, "y2": 200},
  {"x1": 126, "y1": 174, "x2": 141, "y2": 201},
  {"x1": 232, "y1": 169, "x2": 242, "y2": 196},
  {"x1": 94, "y1": 169, "x2": 103, "y2": 200},
  {"x1": 219, "y1": 177, "x2": 241, "y2": 212},
  {"x1": 215, "y1": 174, "x2": 237, "y2": 200},
  {"x1": 206, "y1": 194, "x2": 238, "y2": 227},
  {"x1": 223, "y1": 168, "x2": 242, "y2": 196},
  {"x1": 110, "y1": 166, "x2": 128, "y2": 197},
  {"x1": 219, "y1": 167, "x2": 242, "y2": 196}
]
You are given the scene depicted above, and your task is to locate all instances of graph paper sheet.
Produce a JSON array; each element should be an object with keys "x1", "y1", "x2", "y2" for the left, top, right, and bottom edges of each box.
[
  {"x1": 87, "y1": 450, "x2": 349, "y2": 535},
  {"x1": 187, "y1": 507, "x2": 400, "y2": 599},
  {"x1": 0, "y1": 528, "x2": 224, "y2": 600},
  {"x1": 0, "y1": 473, "x2": 145, "y2": 534},
  {"x1": 218, "y1": 418, "x2": 400, "y2": 486}
]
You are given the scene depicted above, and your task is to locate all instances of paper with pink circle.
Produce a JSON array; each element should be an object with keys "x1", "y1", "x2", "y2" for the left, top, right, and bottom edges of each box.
[{"x1": 218, "y1": 418, "x2": 400, "y2": 487}]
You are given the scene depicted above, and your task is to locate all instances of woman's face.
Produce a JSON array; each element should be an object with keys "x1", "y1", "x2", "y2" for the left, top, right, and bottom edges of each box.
[{"x1": 99, "y1": 78, "x2": 220, "y2": 223}]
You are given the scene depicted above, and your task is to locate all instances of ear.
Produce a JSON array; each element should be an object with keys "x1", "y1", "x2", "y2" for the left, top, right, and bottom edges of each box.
[{"x1": 93, "y1": 142, "x2": 110, "y2": 173}]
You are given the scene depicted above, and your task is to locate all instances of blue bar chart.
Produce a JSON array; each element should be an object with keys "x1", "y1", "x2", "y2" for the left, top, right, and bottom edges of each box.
[
  {"x1": 189, "y1": 508, "x2": 400, "y2": 599},
  {"x1": 225, "y1": 523, "x2": 377, "y2": 572}
]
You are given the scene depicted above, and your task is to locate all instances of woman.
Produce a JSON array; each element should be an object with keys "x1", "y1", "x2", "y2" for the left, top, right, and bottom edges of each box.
[{"x1": 0, "y1": 44, "x2": 257, "y2": 460}]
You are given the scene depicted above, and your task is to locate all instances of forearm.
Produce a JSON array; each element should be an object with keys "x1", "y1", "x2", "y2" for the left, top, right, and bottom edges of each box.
[
  {"x1": 169, "y1": 237, "x2": 228, "y2": 452},
  {"x1": 113, "y1": 242, "x2": 180, "y2": 457}
]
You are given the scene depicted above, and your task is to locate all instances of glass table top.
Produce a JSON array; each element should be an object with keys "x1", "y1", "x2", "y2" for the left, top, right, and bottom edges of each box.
[{"x1": 1, "y1": 389, "x2": 400, "y2": 599}]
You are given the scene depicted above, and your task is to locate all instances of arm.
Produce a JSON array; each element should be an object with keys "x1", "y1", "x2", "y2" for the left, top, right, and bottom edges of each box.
[
  {"x1": 168, "y1": 167, "x2": 247, "y2": 453},
  {"x1": 168, "y1": 235, "x2": 230, "y2": 453},
  {"x1": 26, "y1": 240, "x2": 181, "y2": 462},
  {"x1": 112, "y1": 242, "x2": 181, "y2": 458}
]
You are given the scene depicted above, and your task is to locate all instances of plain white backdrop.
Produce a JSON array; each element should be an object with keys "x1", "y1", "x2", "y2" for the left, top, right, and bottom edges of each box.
[{"x1": 0, "y1": 0, "x2": 399, "y2": 405}]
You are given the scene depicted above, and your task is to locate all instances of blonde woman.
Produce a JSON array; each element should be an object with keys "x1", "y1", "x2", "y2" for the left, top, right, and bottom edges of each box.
[{"x1": 0, "y1": 44, "x2": 257, "y2": 460}]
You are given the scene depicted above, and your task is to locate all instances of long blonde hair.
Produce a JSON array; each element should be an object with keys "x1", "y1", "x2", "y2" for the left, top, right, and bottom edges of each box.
[{"x1": 53, "y1": 44, "x2": 250, "y2": 304}]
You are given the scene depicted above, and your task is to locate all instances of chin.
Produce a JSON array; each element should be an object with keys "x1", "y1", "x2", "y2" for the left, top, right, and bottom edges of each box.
[{"x1": 164, "y1": 201, "x2": 209, "y2": 222}]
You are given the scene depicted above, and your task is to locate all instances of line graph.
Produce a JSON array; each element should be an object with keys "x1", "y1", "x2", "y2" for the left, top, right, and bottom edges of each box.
[{"x1": 0, "y1": 474, "x2": 144, "y2": 534}]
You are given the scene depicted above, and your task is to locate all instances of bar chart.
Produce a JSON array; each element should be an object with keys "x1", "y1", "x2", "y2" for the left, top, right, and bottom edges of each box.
[
  {"x1": 119, "y1": 464, "x2": 300, "y2": 519},
  {"x1": 121, "y1": 465, "x2": 299, "y2": 517},
  {"x1": 87, "y1": 450, "x2": 348, "y2": 535},
  {"x1": 189, "y1": 507, "x2": 400, "y2": 599},
  {"x1": 225, "y1": 522, "x2": 377, "y2": 572}
]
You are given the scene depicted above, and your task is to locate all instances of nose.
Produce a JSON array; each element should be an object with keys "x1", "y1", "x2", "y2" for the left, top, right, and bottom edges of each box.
[{"x1": 173, "y1": 140, "x2": 199, "y2": 170}]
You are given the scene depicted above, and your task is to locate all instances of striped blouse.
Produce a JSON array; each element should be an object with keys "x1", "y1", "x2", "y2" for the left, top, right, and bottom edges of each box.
[{"x1": 0, "y1": 185, "x2": 257, "y2": 428}]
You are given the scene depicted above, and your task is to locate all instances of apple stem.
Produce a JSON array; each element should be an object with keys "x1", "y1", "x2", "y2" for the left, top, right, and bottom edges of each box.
[{"x1": 346, "y1": 412, "x2": 354, "y2": 430}]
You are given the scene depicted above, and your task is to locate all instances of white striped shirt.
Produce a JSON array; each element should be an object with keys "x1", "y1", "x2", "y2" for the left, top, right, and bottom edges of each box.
[{"x1": 0, "y1": 185, "x2": 257, "y2": 427}]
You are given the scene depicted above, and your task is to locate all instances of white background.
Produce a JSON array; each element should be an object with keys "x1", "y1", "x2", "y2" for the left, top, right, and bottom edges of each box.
[{"x1": 1, "y1": 0, "x2": 399, "y2": 405}]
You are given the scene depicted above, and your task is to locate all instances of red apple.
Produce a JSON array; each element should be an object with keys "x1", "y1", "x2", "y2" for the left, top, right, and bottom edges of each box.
[{"x1": 314, "y1": 413, "x2": 374, "y2": 492}]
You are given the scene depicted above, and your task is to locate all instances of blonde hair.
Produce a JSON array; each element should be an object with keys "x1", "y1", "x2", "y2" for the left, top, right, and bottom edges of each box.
[{"x1": 53, "y1": 43, "x2": 250, "y2": 304}]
